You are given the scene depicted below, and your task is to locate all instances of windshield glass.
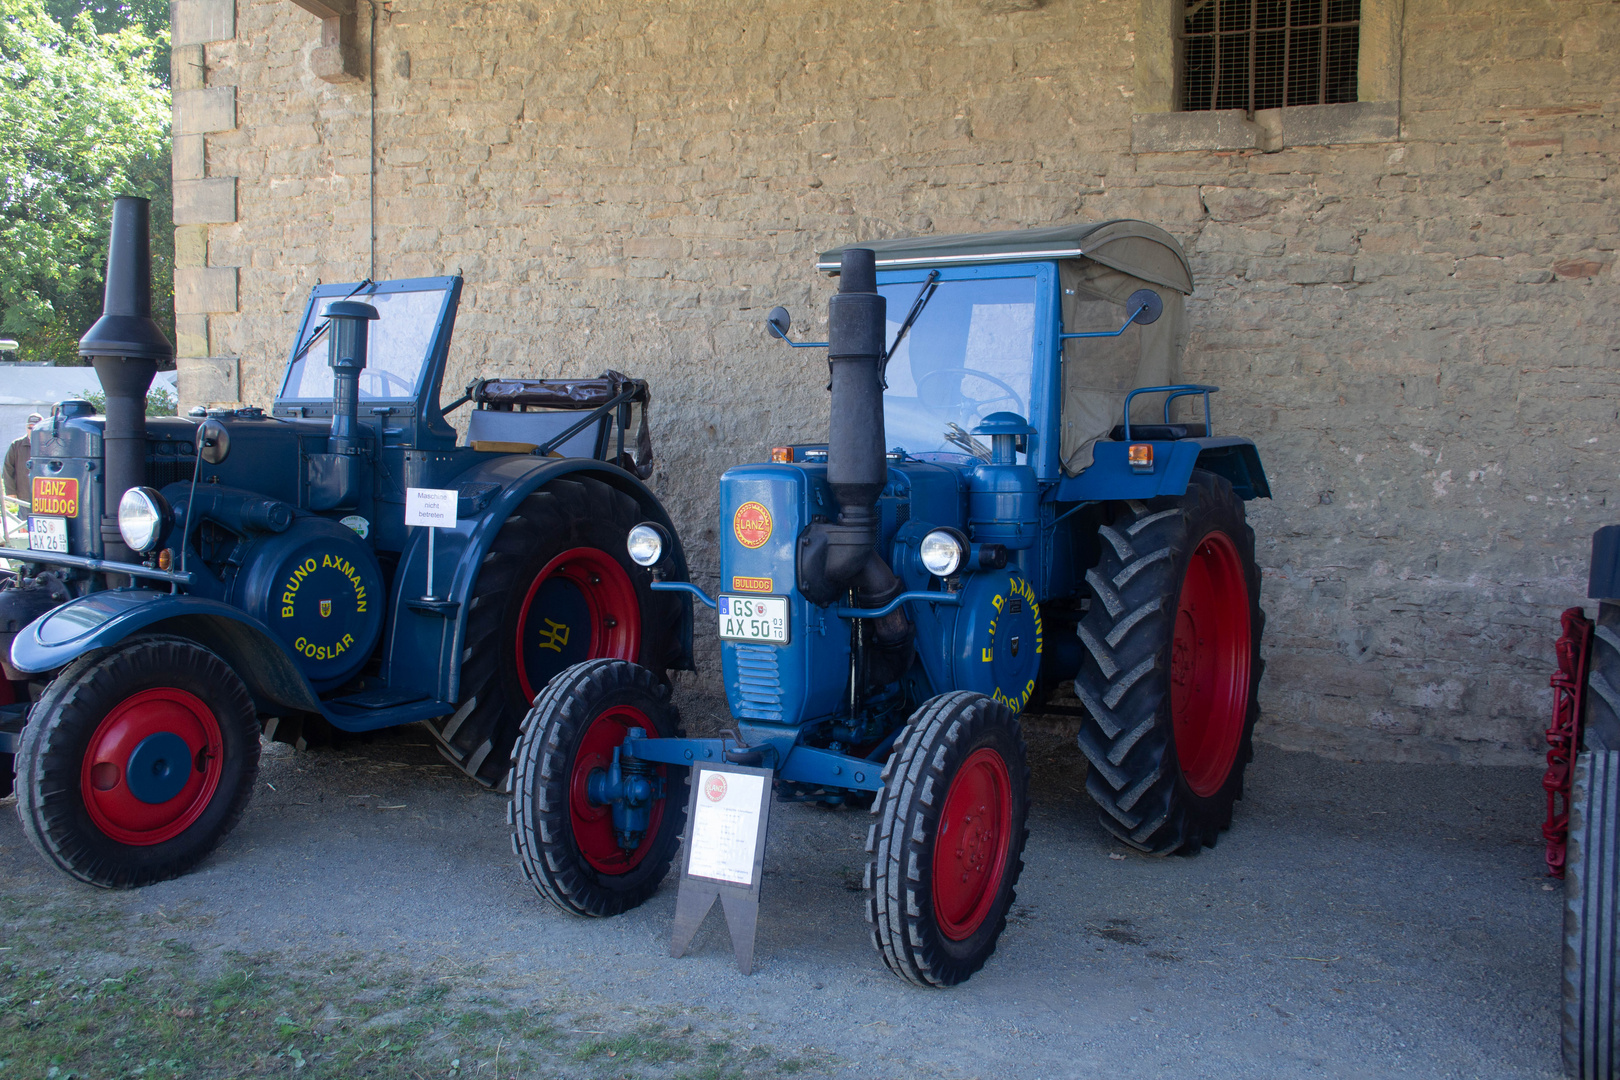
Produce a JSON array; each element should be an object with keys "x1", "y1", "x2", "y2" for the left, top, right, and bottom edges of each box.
[
  {"x1": 880, "y1": 275, "x2": 1037, "y2": 459},
  {"x1": 278, "y1": 285, "x2": 448, "y2": 401}
]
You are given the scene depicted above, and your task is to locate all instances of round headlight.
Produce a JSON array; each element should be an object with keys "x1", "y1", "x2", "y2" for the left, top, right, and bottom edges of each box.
[
  {"x1": 919, "y1": 528, "x2": 966, "y2": 578},
  {"x1": 626, "y1": 523, "x2": 667, "y2": 567},
  {"x1": 118, "y1": 486, "x2": 169, "y2": 554}
]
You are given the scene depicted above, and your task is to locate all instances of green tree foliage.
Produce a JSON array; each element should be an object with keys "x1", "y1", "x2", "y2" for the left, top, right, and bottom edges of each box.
[{"x1": 0, "y1": 0, "x2": 171, "y2": 366}]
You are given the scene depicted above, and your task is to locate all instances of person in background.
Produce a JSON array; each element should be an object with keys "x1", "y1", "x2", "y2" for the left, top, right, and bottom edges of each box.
[{"x1": 4, "y1": 412, "x2": 43, "y2": 503}]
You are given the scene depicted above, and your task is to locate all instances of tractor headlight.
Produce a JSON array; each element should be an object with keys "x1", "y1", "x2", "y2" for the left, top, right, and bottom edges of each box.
[
  {"x1": 626, "y1": 523, "x2": 668, "y2": 567},
  {"x1": 919, "y1": 528, "x2": 967, "y2": 578},
  {"x1": 118, "y1": 486, "x2": 169, "y2": 553}
]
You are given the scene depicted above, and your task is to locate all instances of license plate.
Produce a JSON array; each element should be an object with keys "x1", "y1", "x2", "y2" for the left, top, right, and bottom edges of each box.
[
  {"x1": 718, "y1": 594, "x2": 789, "y2": 644},
  {"x1": 29, "y1": 516, "x2": 68, "y2": 553}
]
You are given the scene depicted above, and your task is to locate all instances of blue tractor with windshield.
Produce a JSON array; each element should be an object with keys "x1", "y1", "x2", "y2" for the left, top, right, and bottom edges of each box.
[
  {"x1": 0, "y1": 197, "x2": 691, "y2": 887},
  {"x1": 509, "y1": 221, "x2": 1271, "y2": 986}
]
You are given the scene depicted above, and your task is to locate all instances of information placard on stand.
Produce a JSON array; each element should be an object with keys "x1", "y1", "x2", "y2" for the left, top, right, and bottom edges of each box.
[
  {"x1": 669, "y1": 762, "x2": 774, "y2": 975},
  {"x1": 404, "y1": 486, "x2": 457, "y2": 601}
]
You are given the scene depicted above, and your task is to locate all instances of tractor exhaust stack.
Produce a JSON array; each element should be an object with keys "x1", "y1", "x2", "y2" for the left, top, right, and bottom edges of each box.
[
  {"x1": 78, "y1": 196, "x2": 173, "y2": 570},
  {"x1": 798, "y1": 248, "x2": 913, "y2": 684}
]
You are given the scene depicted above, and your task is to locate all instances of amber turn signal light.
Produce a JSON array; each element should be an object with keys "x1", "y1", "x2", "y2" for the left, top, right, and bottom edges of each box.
[
  {"x1": 157, "y1": 548, "x2": 173, "y2": 570},
  {"x1": 1128, "y1": 444, "x2": 1154, "y2": 473},
  {"x1": 770, "y1": 446, "x2": 793, "y2": 463}
]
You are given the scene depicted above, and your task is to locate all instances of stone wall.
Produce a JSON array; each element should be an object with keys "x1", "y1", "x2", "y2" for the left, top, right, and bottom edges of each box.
[{"x1": 172, "y1": 0, "x2": 1619, "y2": 764}]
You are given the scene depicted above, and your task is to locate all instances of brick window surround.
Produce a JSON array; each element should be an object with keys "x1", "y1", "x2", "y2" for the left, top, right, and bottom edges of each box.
[{"x1": 1131, "y1": 0, "x2": 1402, "y2": 153}]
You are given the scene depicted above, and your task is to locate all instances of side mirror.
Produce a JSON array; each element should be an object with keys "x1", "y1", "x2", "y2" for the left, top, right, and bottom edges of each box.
[
  {"x1": 198, "y1": 418, "x2": 229, "y2": 465},
  {"x1": 766, "y1": 307, "x2": 792, "y2": 339},
  {"x1": 1126, "y1": 289, "x2": 1164, "y2": 327}
]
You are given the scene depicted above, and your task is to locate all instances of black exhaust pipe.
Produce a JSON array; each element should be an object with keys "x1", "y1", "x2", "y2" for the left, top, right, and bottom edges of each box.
[
  {"x1": 797, "y1": 249, "x2": 912, "y2": 686},
  {"x1": 78, "y1": 196, "x2": 174, "y2": 570}
]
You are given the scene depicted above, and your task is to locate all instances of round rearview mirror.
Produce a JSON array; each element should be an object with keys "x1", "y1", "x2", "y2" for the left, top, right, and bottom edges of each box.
[
  {"x1": 1126, "y1": 289, "x2": 1164, "y2": 327},
  {"x1": 766, "y1": 306, "x2": 792, "y2": 338},
  {"x1": 198, "y1": 418, "x2": 230, "y2": 465}
]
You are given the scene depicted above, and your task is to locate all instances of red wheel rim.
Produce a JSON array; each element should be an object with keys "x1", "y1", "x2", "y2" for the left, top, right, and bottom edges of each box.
[
  {"x1": 79, "y1": 688, "x2": 224, "y2": 846},
  {"x1": 569, "y1": 705, "x2": 664, "y2": 875},
  {"x1": 1170, "y1": 530, "x2": 1252, "y2": 798},
  {"x1": 514, "y1": 547, "x2": 642, "y2": 702},
  {"x1": 931, "y1": 746, "x2": 1013, "y2": 941}
]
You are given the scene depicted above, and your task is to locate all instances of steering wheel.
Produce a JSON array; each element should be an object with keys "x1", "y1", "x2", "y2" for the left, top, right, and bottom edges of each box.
[
  {"x1": 915, "y1": 367, "x2": 1026, "y2": 419},
  {"x1": 361, "y1": 368, "x2": 416, "y2": 396}
]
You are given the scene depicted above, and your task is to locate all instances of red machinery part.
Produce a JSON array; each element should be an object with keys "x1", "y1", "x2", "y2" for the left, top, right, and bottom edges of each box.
[{"x1": 1544, "y1": 607, "x2": 1593, "y2": 877}]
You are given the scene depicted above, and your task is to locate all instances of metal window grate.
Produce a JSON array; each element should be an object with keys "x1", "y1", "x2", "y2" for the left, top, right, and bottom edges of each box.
[{"x1": 1180, "y1": 0, "x2": 1359, "y2": 113}]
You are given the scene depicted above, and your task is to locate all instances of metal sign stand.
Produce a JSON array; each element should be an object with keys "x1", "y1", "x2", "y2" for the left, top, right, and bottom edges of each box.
[{"x1": 669, "y1": 762, "x2": 774, "y2": 975}]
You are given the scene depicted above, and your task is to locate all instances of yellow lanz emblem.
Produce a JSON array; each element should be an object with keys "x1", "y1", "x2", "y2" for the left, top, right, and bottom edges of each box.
[
  {"x1": 536, "y1": 618, "x2": 570, "y2": 653},
  {"x1": 319, "y1": 599, "x2": 333, "y2": 618}
]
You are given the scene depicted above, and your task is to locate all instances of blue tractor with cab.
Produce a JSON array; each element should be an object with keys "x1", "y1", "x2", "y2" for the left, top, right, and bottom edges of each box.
[
  {"x1": 509, "y1": 221, "x2": 1271, "y2": 986},
  {"x1": 0, "y1": 197, "x2": 692, "y2": 887}
]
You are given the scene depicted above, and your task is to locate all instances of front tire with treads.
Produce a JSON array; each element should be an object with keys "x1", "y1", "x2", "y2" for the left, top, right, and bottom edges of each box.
[
  {"x1": 509, "y1": 659, "x2": 687, "y2": 917},
  {"x1": 866, "y1": 691, "x2": 1030, "y2": 987},
  {"x1": 1073, "y1": 469, "x2": 1264, "y2": 854},
  {"x1": 429, "y1": 477, "x2": 681, "y2": 789}
]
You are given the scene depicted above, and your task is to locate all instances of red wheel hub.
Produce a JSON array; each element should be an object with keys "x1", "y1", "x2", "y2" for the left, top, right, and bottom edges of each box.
[
  {"x1": 514, "y1": 547, "x2": 642, "y2": 702},
  {"x1": 932, "y1": 746, "x2": 1013, "y2": 941},
  {"x1": 569, "y1": 705, "x2": 663, "y2": 875},
  {"x1": 1170, "y1": 530, "x2": 1252, "y2": 798},
  {"x1": 80, "y1": 687, "x2": 224, "y2": 846}
]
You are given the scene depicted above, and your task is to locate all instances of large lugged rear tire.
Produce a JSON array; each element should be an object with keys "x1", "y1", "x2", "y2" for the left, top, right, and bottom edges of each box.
[
  {"x1": 866, "y1": 691, "x2": 1030, "y2": 987},
  {"x1": 430, "y1": 477, "x2": 681, "y2": 788},
  {"x1": 1582, "y1": 602, "x2": 1620, "y2": 752},
  {"x1": 15, "y1": 635, "x2": 260, "y2": 888},
  {"x1": 1074, "y1": 469, "x2": 1264, "y2": 854},
  {"x1": 509, "y1": 659, "x2": 687, "y2": 917},
  {"x1": 1564, "y1": 749, "x2": 1620, "y2": 1079}
]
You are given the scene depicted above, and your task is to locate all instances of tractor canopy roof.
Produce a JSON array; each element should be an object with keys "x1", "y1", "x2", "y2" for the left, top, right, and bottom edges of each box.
[
  {"x1": 816, "y1": 219, "x2": 1194, "y2": 296},
  {"x1": 819, "y1": 221, "x2": 1197, "y2": 477}
]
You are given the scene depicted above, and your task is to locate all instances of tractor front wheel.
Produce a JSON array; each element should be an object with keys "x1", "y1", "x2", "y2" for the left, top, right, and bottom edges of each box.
[
  {"x1": 866, "y1": 691, "x2": 1030, "y2": 987},
  {"x1": 14, "y1": 635, "x2": 260, "y2": 888},
  {"x1": 508, "y1": 658, "x2": 687, "y2": 917},
  {"x1": 1074, "y1": 469, "x2": 1264, "y2": 854}
]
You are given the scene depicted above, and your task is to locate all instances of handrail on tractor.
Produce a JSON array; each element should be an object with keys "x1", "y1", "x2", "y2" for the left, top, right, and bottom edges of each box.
[
  {"x1": 1122, "y1": 384, "x2": 1219, "y2": 441},
  {"x1": 8, "y1": 547, "x2": 194, "y2": 586}
]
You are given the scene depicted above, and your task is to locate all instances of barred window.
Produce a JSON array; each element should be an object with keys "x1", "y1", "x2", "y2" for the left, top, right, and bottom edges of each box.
[{"x1": 1179, "y1": 0, "x2": 1360, "y2": 113}]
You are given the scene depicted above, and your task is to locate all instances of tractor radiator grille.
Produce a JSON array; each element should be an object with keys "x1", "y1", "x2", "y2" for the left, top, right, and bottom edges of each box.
[{"x1": 732, "y1": 644, "x2": 784, "y2": 721}]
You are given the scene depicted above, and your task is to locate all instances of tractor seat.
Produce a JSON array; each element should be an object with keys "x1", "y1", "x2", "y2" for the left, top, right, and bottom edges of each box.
[
  {"x1": 1109, "y1": 423, "x2": 1207, "y2": 441},
  {"x1": 463, "y1": 407, "x2": 607, "y2": 458}
]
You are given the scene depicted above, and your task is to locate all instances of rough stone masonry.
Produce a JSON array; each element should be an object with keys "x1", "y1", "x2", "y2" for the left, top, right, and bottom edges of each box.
[{"x1": 168, "y1": 0, "x2": 1618, "y2": 764}]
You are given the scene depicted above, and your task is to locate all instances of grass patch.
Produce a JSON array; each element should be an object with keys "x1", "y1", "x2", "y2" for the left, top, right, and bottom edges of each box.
[{"x1": 0, "y1": 898, "x2": 831, "y2": 1079}]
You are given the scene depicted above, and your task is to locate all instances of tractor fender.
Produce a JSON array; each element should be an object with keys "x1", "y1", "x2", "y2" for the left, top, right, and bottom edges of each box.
[
  {"x1": 382, "y1": 456, "x2": 694, "y2": 706},
  {"x1": 1052, "y1": 437, "x2": 1271, "y2": 503},
  {"x1": 9, "y1": 589, "x2": 323, "y2": 713}
]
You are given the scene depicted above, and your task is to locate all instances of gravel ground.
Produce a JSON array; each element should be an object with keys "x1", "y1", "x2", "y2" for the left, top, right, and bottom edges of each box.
[{"x1": 1, "y1": 690, "x2": 1564, "y2": 1079}]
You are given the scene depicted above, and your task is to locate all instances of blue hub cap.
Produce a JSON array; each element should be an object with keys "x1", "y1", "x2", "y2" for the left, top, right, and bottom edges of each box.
[{"x1": 124, "y1": 731, "x2": 195, "y2": 805}]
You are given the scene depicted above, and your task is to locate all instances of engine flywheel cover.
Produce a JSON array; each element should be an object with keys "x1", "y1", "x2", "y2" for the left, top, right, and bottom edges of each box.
[
  {"x1": 233, "y1": 518, "x2": 385, "y2": 690},
  {"x1": 951, "y1": 570, "x2": 1043, "y2": 713}
]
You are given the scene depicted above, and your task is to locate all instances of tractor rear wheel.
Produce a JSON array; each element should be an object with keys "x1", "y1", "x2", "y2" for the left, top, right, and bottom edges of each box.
[
  {"x1": 866, "y1": 691, "x2": 1030, "y2": 987},
  {"x1": 1073, "y1": 469, "x2": 1264, "y2": 854},
  {"x1": 430, "y1": 477, "x2": 681, "y2": 789},
  {"x1": 14, "y1": 635, "x2": 259, "y2": 888},
  {"x1": 1564, "y1": 748, "x2": 1620, "y2": 1079},
  {"x1": 509, "y1": 658, "x2": 687, "y2": 917}
]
